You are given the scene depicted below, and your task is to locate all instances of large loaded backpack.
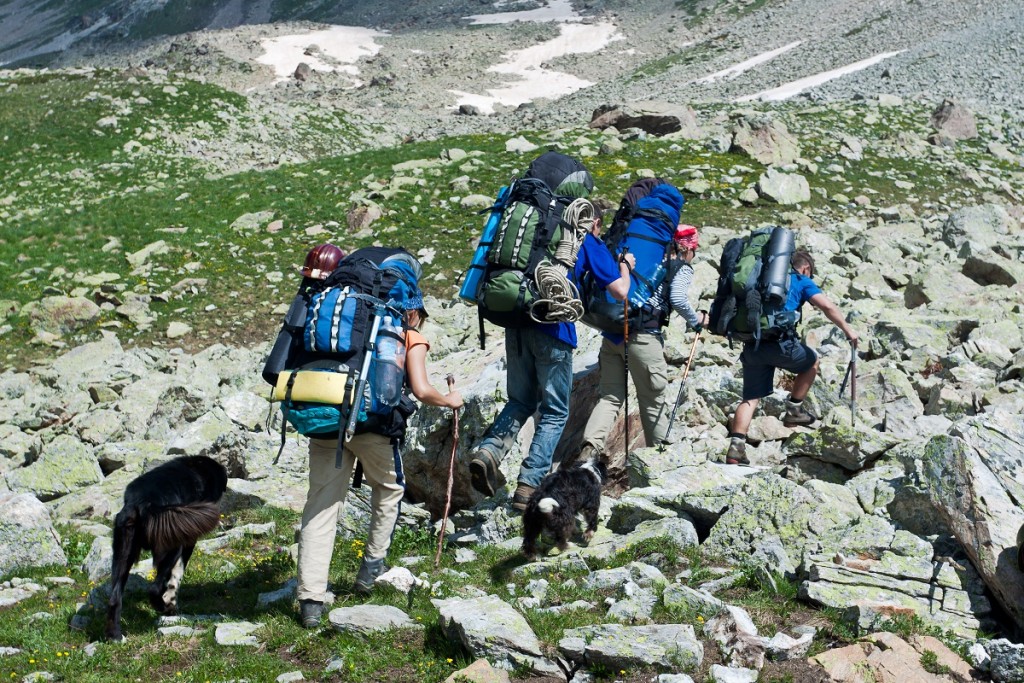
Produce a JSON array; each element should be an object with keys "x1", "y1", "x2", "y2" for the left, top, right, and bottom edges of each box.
[
  {"x1": 262, "y1": 247, "x2": 422, "y2": 466},
  {"x1": 707, "y1": 226, "x2": 798, "y2": 347},
  {"x1": 459, "y1": 150, "x2": 596, "y2": 348},
  {"x1": 580, "y1": 179, "x2": 685, "y2": 334}
]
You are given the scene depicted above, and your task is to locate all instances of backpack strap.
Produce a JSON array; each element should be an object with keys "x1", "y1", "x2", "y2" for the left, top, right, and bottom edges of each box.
[{"x1": 273, "y1": 371, "x2": 301, "y2": 465}]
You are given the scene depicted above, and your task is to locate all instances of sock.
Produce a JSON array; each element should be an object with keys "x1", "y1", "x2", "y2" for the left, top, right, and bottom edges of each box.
[
  {"x1": 787, "y1": 398, "x2": 804, "y2": 409},
  {"x1": 728, "y1": 432, "x2": 745, "y2": 442}
]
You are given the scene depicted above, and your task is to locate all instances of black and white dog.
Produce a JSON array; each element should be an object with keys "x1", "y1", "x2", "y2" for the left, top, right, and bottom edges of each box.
[
  {"x1": 521, "y1": 459, "x2": 606, "y2": 561},
  {"x1": 106, "y1": 455, "x2": 228, "y2": 641}
]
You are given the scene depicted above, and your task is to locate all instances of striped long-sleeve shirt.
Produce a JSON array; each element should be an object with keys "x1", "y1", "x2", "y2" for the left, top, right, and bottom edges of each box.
[{"x1": 646, "y1": 261, "x2": 700, "y2": 330}]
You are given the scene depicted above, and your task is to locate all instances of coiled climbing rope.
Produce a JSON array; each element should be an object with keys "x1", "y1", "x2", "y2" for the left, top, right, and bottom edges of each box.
[{"x1": 529, "y1": 198, "x2": 594, "y2": 323}]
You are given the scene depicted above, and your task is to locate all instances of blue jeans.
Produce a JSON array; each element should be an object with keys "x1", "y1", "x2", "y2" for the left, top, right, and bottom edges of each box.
[{"x1": 477, "y1": 327, "x2": 573, "y2": 488}]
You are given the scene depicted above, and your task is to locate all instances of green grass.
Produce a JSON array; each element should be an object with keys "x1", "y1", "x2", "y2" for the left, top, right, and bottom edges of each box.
[{"x1": 1, "y1": 72, "x2": 1021, "y2": 375}]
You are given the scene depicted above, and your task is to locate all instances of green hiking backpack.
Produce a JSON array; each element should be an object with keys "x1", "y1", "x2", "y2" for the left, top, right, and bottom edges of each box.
[
  {"x1": 708, "y1": 226, "x2": 798, "y2": 346},
  {"x1": 472, "y1": 151, "x2": 594, "y2": 346}
]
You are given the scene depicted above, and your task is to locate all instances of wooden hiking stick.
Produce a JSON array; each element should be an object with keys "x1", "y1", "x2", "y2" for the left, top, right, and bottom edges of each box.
[
  {"x1": 434, "y1": 374, "x2": 459, "y2": 568},
  {"x1": 623, "y1": 297, "x2": 630, "y2": 460},
  {"x1": 664, "y1": 329, "x2": 702, "y2": 443}
]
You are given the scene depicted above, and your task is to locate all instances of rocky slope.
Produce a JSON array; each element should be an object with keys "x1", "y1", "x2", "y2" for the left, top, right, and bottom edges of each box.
[{"x1": 1, "y1": 0, "x2": 1024, "y2": 681}]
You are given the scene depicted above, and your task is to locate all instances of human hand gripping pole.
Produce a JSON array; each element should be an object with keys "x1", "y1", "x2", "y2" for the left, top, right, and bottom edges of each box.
[{"x1": 434, "y1": 374, "x2": 459, "y2": 568}]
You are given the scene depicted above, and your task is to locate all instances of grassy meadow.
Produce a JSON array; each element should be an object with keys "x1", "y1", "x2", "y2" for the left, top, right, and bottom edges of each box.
[{"x1": 2, "y1": 69, "x2": 1016, "y2": 370}]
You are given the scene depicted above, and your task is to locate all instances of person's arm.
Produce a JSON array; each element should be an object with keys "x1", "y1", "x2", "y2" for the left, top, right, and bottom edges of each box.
[
  {"x1": 605, "y1": 254, "x2": 633, "y2": 301},
  {"x1": 405, "y1": 344, "x2": 463, "y2": 408},
  {"x1": 669, "y1": 264, "x2": 704, "y2": 330},
  {"x1": 808, "y1": 293, "x2": 858, "y2": 347}
]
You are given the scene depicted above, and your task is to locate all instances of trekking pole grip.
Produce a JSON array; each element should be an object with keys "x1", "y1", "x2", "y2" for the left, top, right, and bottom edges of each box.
[{"x1": 446, "y1": 374, "x2": 455, "y2": 390}]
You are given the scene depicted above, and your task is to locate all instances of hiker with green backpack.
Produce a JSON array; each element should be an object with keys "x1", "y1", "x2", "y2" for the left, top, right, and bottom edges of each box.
[
  {"x1": 718, "y1": 246, "x2": 858, "y2": 465},
  {"x1": 464, "y1": 152, "x2": 632, "y2": 512}
]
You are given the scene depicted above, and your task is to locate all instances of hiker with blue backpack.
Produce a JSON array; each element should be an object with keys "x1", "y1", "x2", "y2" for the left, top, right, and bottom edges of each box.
[
  {"x1": 463, "y1": 152, "x2": 632, "y2": 512},
  {"x1": 575, "y1": 182, "x2": 703, "y2": 477},
  {"x1": 262, "y1": 247, "x2": 462, "y2": 627},
  {"x1": 720, "y1": 247, "x2": 858, "y2": 465}
]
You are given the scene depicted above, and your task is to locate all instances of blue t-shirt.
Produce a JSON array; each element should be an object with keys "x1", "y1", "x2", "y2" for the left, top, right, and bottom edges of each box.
[
  {"x1": 786, "y1": 272, "x2": 822, "y2": 314},
  {"x1": 534, "y1": 233, "x2": 621, "y2": 348}
]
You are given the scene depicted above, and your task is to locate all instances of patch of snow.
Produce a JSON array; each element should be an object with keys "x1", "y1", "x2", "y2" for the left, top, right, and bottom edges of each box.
[
  {"x1": 453, "y1": 0, "x2": 622, "y2": 114},
  {"x1": 465, "y1": 0, "x2": 581, "y2": 25},
  {"x1": 736, "y1": 50, "x2": 905, "y2": 102},
  {"x1": 694, "y1": 41, "x2": 802, "y2": 84},
  {"x1": 256, "y1": 26, "x2": 388, "y2": 85}
]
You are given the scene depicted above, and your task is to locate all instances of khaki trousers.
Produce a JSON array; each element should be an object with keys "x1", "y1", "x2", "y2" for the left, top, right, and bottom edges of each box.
[
  {"x1": 296, "y1": 432, "x2": 403, "y2": 603},
  {"x1": 582, "y1": 334, "x2": 669, "y2": 466}
]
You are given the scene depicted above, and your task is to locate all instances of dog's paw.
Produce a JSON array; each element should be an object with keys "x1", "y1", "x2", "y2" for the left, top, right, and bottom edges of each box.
[{"x1": 582, "y1": 530, "x2": 595, "y2": 544}]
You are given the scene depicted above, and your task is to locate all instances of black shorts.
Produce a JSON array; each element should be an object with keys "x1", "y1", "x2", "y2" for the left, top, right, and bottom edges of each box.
[{"x1": 740, "y1": 337, "x2": 818, "y2": 401}]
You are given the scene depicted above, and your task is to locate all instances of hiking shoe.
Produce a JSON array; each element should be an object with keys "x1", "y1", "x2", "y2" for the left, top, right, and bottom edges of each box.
[
  {"x1": 469, "y1": 449, "x2": 501, "y2": 497},
  {"x1": 725, "y1": 440, "x2": 750, "y2": 466},
  {"x1": 783, "y1": 402, "x2": 818, "y2": 427},
  {"x1": 353, "y1": 557, "x2": 388, "y2": 595},
  {"x1": 298, "y1": 599, "x2": 324, "y2": 629},
  {"x1": 511, "y1": 482, "x2": 536, "y2": 513}
]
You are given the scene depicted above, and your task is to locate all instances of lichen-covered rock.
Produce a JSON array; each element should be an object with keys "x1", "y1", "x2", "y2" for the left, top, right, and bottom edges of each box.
[
  {"x1": 433, "y1": 594, "x2": 558, "y2": 676},
  {"x1": 784, "y1": 420, "x2": 898, "y2": 471},
  {"x1": 559, "y1": 623, "x2": 703, "y2": 672},
  {"x1": 5, "y1": 435, "x2": 102, "y2": 502},
  {"x1": 703, "y1": 474, "x2": 862, "y2": 574},
  {"x1": 913, "y1": 411, "x2": 1024, "y2": 630},
  {"x1": 0, "y1": 493, "x2": 67, "y2": 576}
]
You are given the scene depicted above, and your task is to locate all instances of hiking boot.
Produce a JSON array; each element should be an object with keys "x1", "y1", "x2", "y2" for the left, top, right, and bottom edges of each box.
[
  {"x1": 298, "y1": 599, "x2": 324, "y2": 629},
  {"x1": 511, "y1": 482, "x2": 536, "y2": 513},
  {"x1": 353, "y1": 557, "x2": 388, "y2": 595},
  {"x1": 725, "y1": 440, "x2": 750, "y2": 466},
  {"x1": 469, "y1": 449, "x2": 501, "y2": 497},
  {"x1": 783, "y1": 402, "x2": 818, "y2": 427}
]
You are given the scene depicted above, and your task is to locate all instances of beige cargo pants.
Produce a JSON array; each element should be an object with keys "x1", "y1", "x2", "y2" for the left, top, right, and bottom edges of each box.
[{"x1": 296, "y1": 432, "x2": 403, "y2": 603}]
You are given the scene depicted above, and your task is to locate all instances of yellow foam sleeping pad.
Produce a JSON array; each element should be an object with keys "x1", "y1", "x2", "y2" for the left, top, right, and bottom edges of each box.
[{"x1": 272, "y1": 370, "x2": 357, "y2": 405}]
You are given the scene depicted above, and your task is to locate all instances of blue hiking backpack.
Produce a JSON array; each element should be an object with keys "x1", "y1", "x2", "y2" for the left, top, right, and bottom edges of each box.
[
  {"x1": 266, "y1": 247, "x2": 422, "y2": 464},
  {"x1": 580, "y1": 181, "x2": 685, "y2": 334}
]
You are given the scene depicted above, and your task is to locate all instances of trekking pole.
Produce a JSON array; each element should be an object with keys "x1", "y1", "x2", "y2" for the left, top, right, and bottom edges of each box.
[
  {"x1": 664, "y1": 329, "x2": 702, "y2": 443},
  {"x1": 434, "y1": 374, "x2": 459, "y2": 568},
  {"x1": 838, "y1": 340, "x2": 857, "y2": 427},
  {"x1": 850, "y1": 341, "x2": 857, "y2": 428}
]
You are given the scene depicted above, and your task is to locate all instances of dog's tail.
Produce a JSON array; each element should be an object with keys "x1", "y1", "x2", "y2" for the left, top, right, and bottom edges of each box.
[
  {"x1": 146, "y1": 502, "x2": 221, "y2": 550},
  {"x1": 537, "y1": 497, "x2": 560, "y2": 515}
]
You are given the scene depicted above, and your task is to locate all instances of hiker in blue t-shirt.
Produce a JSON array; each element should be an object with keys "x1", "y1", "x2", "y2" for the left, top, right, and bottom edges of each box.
[
  {"x1": 469, "y1": 217, "x2": 633, "y2": 511},
  {"x1": 725, "y1": 250, "x2": 859, "y2": 465}
]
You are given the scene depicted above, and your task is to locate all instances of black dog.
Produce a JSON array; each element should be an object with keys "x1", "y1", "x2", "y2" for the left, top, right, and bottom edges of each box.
[
  {"x1": 106, "y1": 455, "x2": 227, "y2": 641},
  {"x1": 522, "y1": 459, "x2": 605, "y2": 561}
]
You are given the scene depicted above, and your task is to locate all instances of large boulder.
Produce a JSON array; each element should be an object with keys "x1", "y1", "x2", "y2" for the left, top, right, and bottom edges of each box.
[
  {"x1": 589, "y1": 101, "x2": 703, "y2": 138},
  {"x1": 5, "y1": 434, "x2": 103, "y2": 501},
  {"x1": 910, "y1": 411, "x2": 1024, "y2": 629},
  {"x1": 729, "y1": 113, "x2": 801, "y2": 166},
  {"x1": 0, "y1": 493, "x2": 67, "y2": 575},
  {"x1": 929, "y1": 99, "x2": 978, "y2": 140},
  {"x1": 433, "y1": 594, "x2": 558, "y2": 676}
]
